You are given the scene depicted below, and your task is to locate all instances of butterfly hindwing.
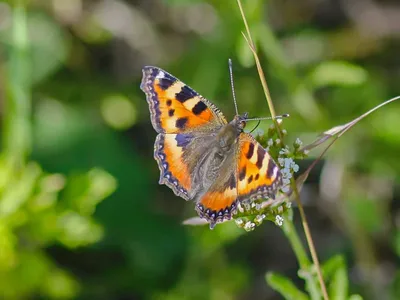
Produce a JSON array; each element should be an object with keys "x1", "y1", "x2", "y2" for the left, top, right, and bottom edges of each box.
[
  {"x1": 237, "y1": 133, "x2": 282, "y2": 202},
  {"x1": 154, "y1": 133, "x2": 193, "y2": 200},
  {"x1": 195, "y1": 149, "x2": 238, "y2": 228},
  {"x1": 154, "y1": 132, "x2": 221, "y2": 201},
  {"x1": 141, "y1": 66, "x2": 227, "y2": 134}
]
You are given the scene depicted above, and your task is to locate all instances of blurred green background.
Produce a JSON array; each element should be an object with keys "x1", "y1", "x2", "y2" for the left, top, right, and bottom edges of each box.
[{"x1": 0, "y1": 0, "x2": 400, "y2": 299}]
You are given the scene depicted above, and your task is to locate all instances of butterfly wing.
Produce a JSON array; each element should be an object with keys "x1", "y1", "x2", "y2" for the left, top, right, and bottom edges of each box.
[
  {"x1": 141, "y1": 66, "x2": 227, "y2": 134},
  {"x1": 236, "y1": 133, "x2": 282, "y2": 202},
  {"x1": 154, "y1": 132, "x2": 217, "y2": 200},
  {"x1": 195, "y1": 148, "x2": 238, "y2": 228},
  {"x1": 142, "y1": 66, "x2": 228, "y2": 200},
  {"x1": 194, "y1": 132, "x2": 282, "y2": 228}
]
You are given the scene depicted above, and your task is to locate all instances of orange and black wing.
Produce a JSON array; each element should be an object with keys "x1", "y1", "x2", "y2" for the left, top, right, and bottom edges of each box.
[
  {"x1": 141, "y1": 66, "x2": 227, "y2": 134},
  {"x1": 195, "y1": 150, "x2": 238, "y2": 229},
  {"x1": 236, "y1": 133, "x2": 282, "y2": 202}
]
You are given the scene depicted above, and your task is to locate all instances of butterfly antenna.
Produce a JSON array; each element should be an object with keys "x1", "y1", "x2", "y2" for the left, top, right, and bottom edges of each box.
[
  {"x1": 228, "y1": 59, "x2": 239, "y2": 115},
  {"x1": 249, "y1": 120, "x2": 261, "y2": 133},
  {"x1": 246, "y1": 113, "x2": 290, "y2": 122}
]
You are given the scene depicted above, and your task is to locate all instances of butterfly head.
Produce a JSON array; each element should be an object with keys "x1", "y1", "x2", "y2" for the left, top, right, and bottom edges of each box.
[{"x1": 233, "y1": 112, "x2": 249, "y2": 131}]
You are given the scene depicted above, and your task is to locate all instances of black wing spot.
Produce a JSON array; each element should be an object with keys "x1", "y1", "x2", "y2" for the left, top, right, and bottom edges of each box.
[
  {"x1": 176, "y1": 117, "x2": 188, "y2": 129},
  {"x1": 166, "y1": 99, "x2": 172, "y2": 106},
  {"x1": 192, "y1": 101, "x2": 207, "y2": 115},
  {"x1": 256, "y1": 145, "x2": 265, "y2": 169},
  {"x1": 168, "y1": 109, "x2": 175, "y2": 117},
  {"x1": 266, "y1": 159, "x2": 275, "y2": 179},
  {"x1": 176, "y1": 85, "x2": 197, "y2": 103},
  {"x1": 239, "y1": 166, "x2": 246, "y2": 181},
  {"x1": 255, "y1": 174, "x2": 259, "y2": 181},
  {"x1": 228, "y1": 173, "x2": 236, "y2": 189},
  {"x1": 248, "y1": 175, "x2": 253, "y2": 184},
  {"x1": 246, "y1": 143, "x2": 254, "y2": 159},
  {"x1": 158, "y1": 78, "x2": 174, "y2": 90}
]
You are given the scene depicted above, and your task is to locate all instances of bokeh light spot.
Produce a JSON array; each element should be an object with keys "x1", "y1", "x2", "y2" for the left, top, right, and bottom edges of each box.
[{"x1": 101, "y1": 94, "x2": 137, "y2": 130}]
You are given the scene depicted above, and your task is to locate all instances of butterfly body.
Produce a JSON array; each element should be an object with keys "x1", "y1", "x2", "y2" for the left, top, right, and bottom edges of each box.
[{"x1": 141, "y1": 66, "x2": 282, "y2": 228}]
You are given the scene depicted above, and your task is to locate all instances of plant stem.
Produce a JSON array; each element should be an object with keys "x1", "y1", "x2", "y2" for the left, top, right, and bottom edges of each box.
[
  {"x1": 236, "y1": 0, "x2": 285, "y2": 140},
  {"x1": 281, "y1": 210, "x2": 321, "y2": 299},
  {"x1": 236, "y1": 0, "x2": 329, "y2": 298},
  {"x1": 291, "y1": 180, "x2": 329, "y2": 300},
  {"x1": 4, "y1": 2, "x2": 31, "y2": 169}
]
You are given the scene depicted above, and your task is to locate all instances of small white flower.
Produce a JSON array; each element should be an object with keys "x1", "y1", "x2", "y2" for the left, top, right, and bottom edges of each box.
[
  {"x1": 284, "y1": 158, "x2": 294, "y2": 169},
  {"x1": 294, "y1": 138, "x2": 303, "y2": 147},
  {"x1": 279, "y1": 148, "x2": 289, "y2": 156},
  {"x1": 254, "y1": 214, "x2": 266, "y2": 224},
  {"x1": 267, "y1": 139, "x2": 274, "y2": 146},
  {"x1": 235, "y1": 218, "x2": 244, "y2": 227},
  {"x1": 278, "y1": 157, "x2": 285, "y2": 167},
  {"x1": 244, "y1": 221, "x2": 256, "y2": 231},
  {"x1": 281, "y1": 185, "x2": 290, "y2": 193},
  {"x1": 292, "y1": 163, "x2": 299, "y2": 173},
  {"x1": 275, "y1": 215, "x2": 284, "y2": 226}
]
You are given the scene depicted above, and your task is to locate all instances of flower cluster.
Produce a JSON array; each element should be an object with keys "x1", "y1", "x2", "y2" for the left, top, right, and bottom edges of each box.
[{"x1": 232, "y1": 118, "x2": 308, "y2": 231}]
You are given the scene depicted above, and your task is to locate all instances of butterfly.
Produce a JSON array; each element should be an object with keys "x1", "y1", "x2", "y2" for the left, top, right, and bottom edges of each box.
[{"x1": 140, "y1": 66, "x2": 282, "y2": 229}]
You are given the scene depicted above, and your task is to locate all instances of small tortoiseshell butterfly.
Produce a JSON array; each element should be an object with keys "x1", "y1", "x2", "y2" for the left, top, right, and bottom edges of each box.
[{"x1": 141, "y1": 66, "x2": 282, "y2": 229}]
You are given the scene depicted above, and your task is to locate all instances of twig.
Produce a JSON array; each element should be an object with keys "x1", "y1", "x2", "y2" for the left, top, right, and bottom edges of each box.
[{"x1": 236, "y1": 0, "x2": 329, "y2": 299}]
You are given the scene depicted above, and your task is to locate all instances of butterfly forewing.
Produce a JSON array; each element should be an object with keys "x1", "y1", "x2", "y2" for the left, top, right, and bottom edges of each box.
[{"x1": 141, "y1": 66, "x2": 227, "y2": 134}]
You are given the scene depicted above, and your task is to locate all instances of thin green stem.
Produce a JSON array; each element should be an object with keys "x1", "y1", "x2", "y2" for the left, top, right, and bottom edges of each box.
[
  {"x1": 291, "y1": 179, "x2": 329, "y2": 300},
  {"x1": 282, "y1": 210, "x2": 321, "y2": 299},
  {"x1": 236, "y1": 0, "x2": 328, "y2": 298},
  {"x1": 236, "y1": 0, "x2": 285, "y2": 140},
  {"x1": 4, "y1": 2, "x2": 31, "y2": 169},
  {"x1": 282, "y1": 211, "x2": 309, "y2": 269}
]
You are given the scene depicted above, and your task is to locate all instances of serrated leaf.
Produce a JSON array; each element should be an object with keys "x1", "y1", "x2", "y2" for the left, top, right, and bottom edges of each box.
[{"x1": 266, "y1": 272, "x2": 309, "y2": 300}]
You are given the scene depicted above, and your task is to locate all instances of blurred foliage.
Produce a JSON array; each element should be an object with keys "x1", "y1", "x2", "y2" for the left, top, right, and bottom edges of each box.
[{"x1": 0, "y1": 0, "x2": 399, "y2": 299}]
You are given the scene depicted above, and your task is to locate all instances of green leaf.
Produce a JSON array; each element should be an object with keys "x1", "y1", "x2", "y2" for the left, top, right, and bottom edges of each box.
[
  {"x1": 321, "y1": 255, "x2": 348, "y2": 300},
  {"x1": 266, "y1": 272, "x2": 309, "y2": 300},
  {"x1": 322, "y1": 255, "x2": 345, "y2": 280},
  {"x1": 62, "y1": 168, "x2": 117, "y2": 216},
  {"x1": 309, "y1": 61, "x2": 368, "y2": 88},
  {"x1": 329, "y1": 266, "x2": 348, "y2": 300},
  {"x1": 348, "y1": 295, "x2": 363, "y2": 300},
  {"x1": 56, "y1": 211, "x2": 104, "y2": 248},
  {"x1": 0, "y1": 162, "x2": 42, "y2": 217}
]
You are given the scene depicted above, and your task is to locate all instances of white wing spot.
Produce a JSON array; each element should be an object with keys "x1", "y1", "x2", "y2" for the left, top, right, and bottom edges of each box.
[{"x1": 156, "y1": 71, "x2": 165, "y2": 79}]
